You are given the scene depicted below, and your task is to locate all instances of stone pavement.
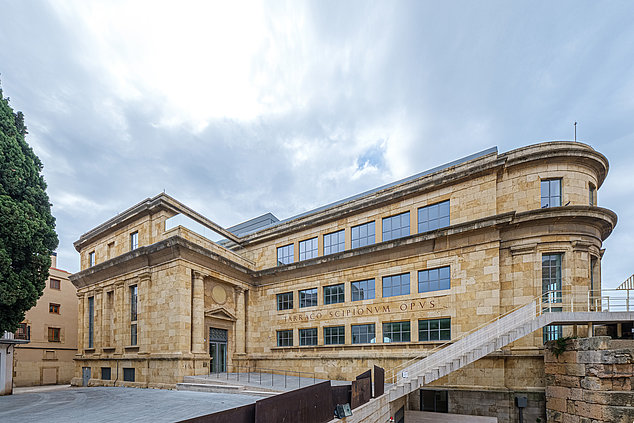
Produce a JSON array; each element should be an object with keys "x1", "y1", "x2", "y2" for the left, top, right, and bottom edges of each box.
[{"x1": 0, "y1": 386, "x2": 260, "y2": 422}]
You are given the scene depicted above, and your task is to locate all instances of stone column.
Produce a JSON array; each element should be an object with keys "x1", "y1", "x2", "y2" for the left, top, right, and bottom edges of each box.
[
  {"x1": 77, "y1": 293, "x2": 85, "y2": 355},
  {"x1": 138, "y1": 272, "x2": 151, "y2": 354},
  {"x1": 192, "y1": 272, "x2": 206, "y2": 354},
  {"x1": 235, "y1": 286, "x2": 246, "y2": 355}
]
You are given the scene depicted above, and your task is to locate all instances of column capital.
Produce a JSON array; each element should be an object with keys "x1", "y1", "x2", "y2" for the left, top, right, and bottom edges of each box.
[
  {"x1": 234, "y1": 285, "x2": 245, "y2": 294},
  {"x1": 192, "y1": 271, "x2": 207, "y2": 281},
  {"x1": 138, "y1": 271, "x2": 151, "y2": 282}
]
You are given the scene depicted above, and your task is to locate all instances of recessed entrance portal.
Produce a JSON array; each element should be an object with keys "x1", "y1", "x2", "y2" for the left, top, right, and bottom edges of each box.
[
  {"x1": 209, "y1": 327, "x2": 227, "y2": 373},
  {"x1": 421, "y1": 389, "x2": 448, "y2": 413}
]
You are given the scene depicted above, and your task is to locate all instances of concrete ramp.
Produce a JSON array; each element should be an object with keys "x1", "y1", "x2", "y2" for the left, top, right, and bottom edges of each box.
[{"x1": 405, "y1": 410, "x2": 497, "y2": 422}]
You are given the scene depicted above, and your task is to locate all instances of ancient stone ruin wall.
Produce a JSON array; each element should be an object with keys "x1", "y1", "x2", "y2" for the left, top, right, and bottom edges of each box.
[{"x1": 545, "y1": 336, "x2": 634, "y2": 423}]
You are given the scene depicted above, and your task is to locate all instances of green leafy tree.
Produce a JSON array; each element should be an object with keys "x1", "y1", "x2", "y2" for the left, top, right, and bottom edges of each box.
[{"x1": 0, "y1": 85, "x2": 58, "y2": 334}]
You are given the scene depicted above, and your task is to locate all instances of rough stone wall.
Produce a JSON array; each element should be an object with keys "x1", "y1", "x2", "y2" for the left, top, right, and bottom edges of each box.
[{"x1": 545, "y1": 336, "x2": 634, "y2": 423}]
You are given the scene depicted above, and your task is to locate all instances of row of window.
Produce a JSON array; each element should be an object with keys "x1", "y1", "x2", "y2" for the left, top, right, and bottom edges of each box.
[
  {"x1": 99, "y1": 366, "x2": 135, "y2": 382},
  {"x1": 15, "y1": 324, "x2": 62, "y2": 342},
  {"x1": 88, "y1": 231, "x2": 139, "y2": 268},
  {"x1": 541, "y1": 178, "x2": 597, "y2": 209},
  {"x1": 276, "y1": 318, "x2": 451, "y2": 347},
  {"x1": 277, "y1": 266, "x2": 450, "y2": 310},
  {"x1": 87, "y1": 284, "x2": 138, "y2": 349},
  {"x1": 277, "y1": 200, "x2": 450, "y2": 265}
]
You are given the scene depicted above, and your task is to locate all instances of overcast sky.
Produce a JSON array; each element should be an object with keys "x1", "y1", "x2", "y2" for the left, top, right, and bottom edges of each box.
[{"x1": 1, "y1": 1, "x2": 633, "y2": 287}]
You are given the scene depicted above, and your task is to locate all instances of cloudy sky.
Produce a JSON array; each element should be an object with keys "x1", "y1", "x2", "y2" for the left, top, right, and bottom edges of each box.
[{"x1": 1, "y1": 1, "x2": 633, "y2": 287}]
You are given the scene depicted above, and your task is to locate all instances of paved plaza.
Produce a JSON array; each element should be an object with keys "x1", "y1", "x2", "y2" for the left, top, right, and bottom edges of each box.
[{"x1": 0, "y1": 385, "x2": 259, "y2": 422}]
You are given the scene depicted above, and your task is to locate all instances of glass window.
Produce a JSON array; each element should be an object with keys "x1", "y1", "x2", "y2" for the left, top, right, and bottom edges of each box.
[
  {"x1": 351, "y1": 221, "x2": 375, "y2": 249},
  {"x1": 130, "y1": 323, "x2": 137, "y2": 346},
  {"x1": 383, "y1": 321, "x2": 410, "y2": 343},
  {"x1": 382, "y1": 273, "x2": 410, "y2": 298},
  {"x1": 50, "y1": 278, "x2": 60, "y2": 290},
  {"x1": 542, "y1": 253, "x2": 562, "y2": 304},
  {"x1": 101, "y1": 367, "x2": 111, "y2": 380},
  {"x1": 382, "y1": 212, "x2": 410, "y2": 242},
  {"x1": 277, "y1": 292, "x2": 293, "y2": 310},
  {"x1": 48, "y1": 327, "x2": 61, "y2": 342},
  {"x1": 15, "y1": 323, "x2": 30, "y2": 340},
  {"x1": 324, "y1": 230, "x2": 345, "y2": 255},
  {"x1": 123, "y1": 368, "x2": 135, "y2": 382},
  {"x1": 130, "y1": 285, "x2": 138, "y2": 346},
  {"x1": 88, "y1": 296, "x2": 94, "y2": 348},
  {"x1": 277, "y1": 243, "x2": 294, "y2": 266},
  {"x1": 351, "y1": 324, "x2": 375, "y2": 344},
  {"x1": 49, "y1": 303, "x2": 60, "y2": 314},
  {"x1": 277, "y1": 329, "x2": 293, "y2": 347},
  {"x1": 589, "y1": 183, "x2": 596, "y2": 206},
  {"x1": 544, "y1": 323, "x2": 563, "y2": 342},
  {"x1": 299, "y1": 237, "x2": 318, "y2": 261},
  {"x1": 418, "y1": 200, "x2": 450, "y2": 233},
  {"x1": 88, "y1": 251, "x2": 95, "y2": 267},
  {"x1": 541, "y1": 179, "x2": 562, "y2": 208},
  {"x1": 418, "y1": 266, "x2": 451, "y2": 293},
  {"x1": 323, "y1": 283, "x2": 345, "y2": 305},
  {"x1": 299, "y1": 288, "x2": 318, "y2": 308},
  {"x1": 324, "y1": 326, "x2": 345, "y2": 345},
  {"x1": 130, "y1": 231, "x2": 138, "y2": 250},
  {"x1": 419, "y1": 318, "x2": 451, "y2": 341},
  {"x1": 299, "y1": 328, "x2": 318, "y2": 346},
  {"x1": 351, "y1": 279, "x2": 375, "y2": 301}
]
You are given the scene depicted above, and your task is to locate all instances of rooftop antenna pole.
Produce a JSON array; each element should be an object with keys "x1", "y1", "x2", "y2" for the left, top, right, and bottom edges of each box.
[{"x1": 574, "y1": 122, "x2": 577, "y2": 141}]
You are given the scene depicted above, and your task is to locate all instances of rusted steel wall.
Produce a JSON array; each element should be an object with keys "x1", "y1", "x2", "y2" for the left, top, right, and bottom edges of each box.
[
  {"x1": 255, "y1": 381, "x2": 334, "y2": 423},
  {"x1": 177, "y1": 403, "x2": 255, "y2": 423}
]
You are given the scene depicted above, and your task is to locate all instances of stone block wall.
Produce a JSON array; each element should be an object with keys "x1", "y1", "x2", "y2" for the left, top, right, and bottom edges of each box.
[{"x1": 545, "y1": 336, "x2": 634, "y2": 423}]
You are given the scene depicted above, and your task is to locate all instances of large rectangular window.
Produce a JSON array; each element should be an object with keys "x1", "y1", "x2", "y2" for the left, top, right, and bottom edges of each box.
[
  {"x1": 351, "y1": 324, "x2": 375, "y2": 344},
  {"x1": 351, "y1": 221, "x2": 375, "y2": 249},
  {"x1": 299, "y1": 237, "x2": 318, "y2": 261},
  {"x1": 351, "y1": 279, "x2": 375, "y2": 301},
  {"x1": 541, "y1": 179, "x2": 562, "y2": 208},
  {"x1": 123, "y1": 368, "x2": 135, "y2": 382},
  {"x1": 418, "y1": 200, "x2": 450, "y2": 233},
  {"x1": 323, "y1": 230, "x2": 345, "y2": 255},
  {"x1": 383, "y1": 321, "x2": 410, "y2": 343},
  {"x1": 299, "y1": 328, "x2": 318, "y2": 346},
  {"x1": 544, "y1": 323, "x2": 563, "y2": 342},
  {"x1": 50, "y1": 278, "x2": 60, "y2": 290},
  {"x1": 277, "y1": 329, "x2": 293, "y2": 347},
  {"x1": 48, "y1": 327, "x2": 61, "y2": 342},
  {"x1": 88, "y1": 296, "x2": 94, "y2": 348},
  {"x1": 419, "y1": 318, "x2": 451, "y2": 341},
  {"x1": 542, "y1": 253, "x2": 562, "y2": 304},
  {"x1": 382, "y1": 212, "x2": 410, "y2": 242},
  {"x1": 418, "y1": 266, "x2": 451, "y2": 293},
  {"x1": 101, "y1": 367, "x2": 111, "y2": 380},
  {"x1": 277, "y1": 292, "x2": 293, "y2": 310},
  {"x1": 15, "y1": 323, "x2": 30, "y2": 340},
  {"x1": 324, "y1": 326, "x2": 345, "y2": 345},
  {"x1": 323, "y1": 283, "x2": 345, "y2": 305},
  {"x1": 130, "y1": 231, "x2": 139, "y2": 250},
  {"x1": 277, "y1": 244, "x2": 294, "y2": 266},
  {"x1": 299, "y1": 288, "x2": 318, "y2": 308},
  {"x1": 382, "y1": 273, "x2": 410, "y2": 298},
  {"x1": 130, "y1": 285, "x2": 138, "y2": 346}
]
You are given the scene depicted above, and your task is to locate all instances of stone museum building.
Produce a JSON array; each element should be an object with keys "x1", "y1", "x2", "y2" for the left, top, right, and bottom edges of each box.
[{"x1": 70, "y1": 141, "x2": 615, "y2": 417}]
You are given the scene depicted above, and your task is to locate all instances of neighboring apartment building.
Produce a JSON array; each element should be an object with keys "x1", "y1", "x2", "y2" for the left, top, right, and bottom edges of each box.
[
  {"x1": 69, "y1": 142, "x2": 615, "y2": 420},
  {"x1": 13, "y1": 254, "x2": 77, "y2": 386}
]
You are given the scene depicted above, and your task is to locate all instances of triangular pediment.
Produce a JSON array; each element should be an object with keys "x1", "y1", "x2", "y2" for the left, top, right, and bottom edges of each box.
[{"x1": 204, "y1": 306, "x2": 237, "y2": 321}]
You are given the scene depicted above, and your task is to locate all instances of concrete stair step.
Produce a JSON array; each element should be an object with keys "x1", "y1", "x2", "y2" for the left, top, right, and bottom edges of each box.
[{"x1": 176, "y1": 382, "x2": 280, "y2": 397}]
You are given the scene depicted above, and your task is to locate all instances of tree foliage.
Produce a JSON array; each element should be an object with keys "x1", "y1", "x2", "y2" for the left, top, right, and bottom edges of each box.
[{"x1": 0, "y1": 86, "x2": 58, "y2": 334}]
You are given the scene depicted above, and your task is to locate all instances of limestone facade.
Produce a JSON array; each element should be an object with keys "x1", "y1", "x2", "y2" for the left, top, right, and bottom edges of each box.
[
  {"x1": 13, "y1": 255, "x2": 77, "y2": 386},
  {"x1": 70, "y1": 141, "x2": 615, "y2": 419}
]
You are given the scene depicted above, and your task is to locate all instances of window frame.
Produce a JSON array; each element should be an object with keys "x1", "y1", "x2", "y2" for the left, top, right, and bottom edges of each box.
[
  {"x1": 351, "y1": 221, "x2": 375, "y2": 249},
  {"x1": 382, "y1": 273, "x2": 411, "y2": 298},
  {"x1": 541, "y1": 178, "x2": 562, "y2": 208},
  {"x1": 130, "y1": 285, "x2": 138, "y2": 346},
  {"x1": 130, "y1": 231, "x2": 139, "y2": 250},
  {"x1": 542, "y1": 253, "x2": 563, "y2": 304},
  {"x1": 299, "y1": 237, "x2": 318, "y2": 261},
  {"x1": 277, "y1": 292, "x2": 293, "y2": 311},
  {"x1": 323, "y1": 230, "x2": 345, "y2": 255},
  {"x1": 418, "y1": 318, "x2": 451, "y2": 342},
  {"x1": 418, "y1": 266, "x2": 451, "y2": 293},
  {"x1": 351, "y1": 324, "x2": 375, "y2": 344},
  {"x1": 50, "y1": 278, "x2": 61, "y2": 290},
  {"x1": 589, "y1": 183, "x2": 596, "y2": 206},
  {"x1": 418, "y1": 200, "x2": 450, "y2": 233},
  {"x1": 101, "y1": 367, "x2": 112, "y2": 380},
  {"x1": 382, "y1": 211, "x2": 410, "y2": 242},
  {"x1": 351, "y1": 279, "x2": 376, "y2": 301},
  {"x1": 382, "y1": 321, "x2": 411, "y2": 343},
  {"x1": 277, "y1": 243, "x2": 294, "y2": 266},
  {"x1": 88, "y1": 296, "x2": 94, "y2": 348},
  {"x1": 88, "y1": 251, "x2": 95, "y2": 267},
  {"x1": 277, "y1": 329, "x2": 293, "y2": 347},
  {"x1": 299, "y1": 328, "x2": 318, "y2": 346},
  {"x1": 48, "y1": 327, "x2": 61, "y2": 343},
  {"x1": 299, "y1": 288, "x2": 318, "y2": 308},
  {"x1": 323, "y1": 283, "x2": 345, "y2": 305},
  {"x1": 123, "y1": 367, "x2": 135, "y2": 382},
  {"x1": 49, "y1": 303, "x2": 60, "y2": 314},
  {"x1": 324, "y1": 326, "x2": 345, "y2": 345}
]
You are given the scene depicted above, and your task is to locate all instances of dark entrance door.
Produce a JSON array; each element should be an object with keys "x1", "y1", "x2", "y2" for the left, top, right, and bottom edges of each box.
[
  {"x1": 209, "y1": 327, "x2": 228, "y2": 373},
  {"x1": 82, "y1": 367, "x2": 91, "y2": 387},
  {"x1": 420, "y1": 389, "x2": 448, "y2": 413}
]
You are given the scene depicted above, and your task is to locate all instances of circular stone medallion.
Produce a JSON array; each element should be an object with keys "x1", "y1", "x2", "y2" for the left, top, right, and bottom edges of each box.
[{"x1": 211, "y1": 284, "x2": 228, "y2": 304}]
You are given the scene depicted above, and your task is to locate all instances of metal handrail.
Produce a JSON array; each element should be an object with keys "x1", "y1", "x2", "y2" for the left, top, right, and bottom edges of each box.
[{"x1": 211, "y1": 364, "x2": 317, "y2": 389}]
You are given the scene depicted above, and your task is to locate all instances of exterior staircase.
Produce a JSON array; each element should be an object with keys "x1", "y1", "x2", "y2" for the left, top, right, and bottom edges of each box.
[{"x1": 386, "y1": 290, "x2": 634, "y2": 401}]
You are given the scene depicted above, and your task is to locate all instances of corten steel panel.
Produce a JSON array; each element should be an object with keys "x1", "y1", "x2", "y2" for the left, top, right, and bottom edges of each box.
[
  {"x1": 177, "y1": 403, "x2": 255, "y2": 423},
  {"x1": 255, "y1": 381, "x2": 333, "y2": 423},
  {"x1": 374, "y1": 365, "x2": 385, "y2": 398},
  {"x1": 331, "y1": 384, "x2": 351, "y2": 408},
  {"x1": 351, "y1": 377, "x2": 372, "y2": 409},
  {"x1": 356, "y1": 369, "x2": 371, "y2": 380}
]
